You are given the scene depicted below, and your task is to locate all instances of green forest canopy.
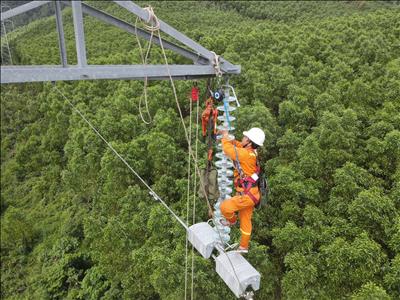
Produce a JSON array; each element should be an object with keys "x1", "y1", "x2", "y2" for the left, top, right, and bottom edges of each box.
[{"x1": 1, "y1": 1, "x2": 399, "y2": 299}]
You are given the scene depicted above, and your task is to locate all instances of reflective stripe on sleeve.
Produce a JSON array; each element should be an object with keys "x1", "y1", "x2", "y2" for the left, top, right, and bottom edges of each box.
[{"x1": 240, "y1": 229, "x2": 251, "y2": 235}]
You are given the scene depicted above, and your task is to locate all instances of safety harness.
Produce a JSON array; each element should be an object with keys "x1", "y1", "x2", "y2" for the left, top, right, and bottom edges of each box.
[
  {"x1": 201, "y1": 97, "x2": 218, "y2": 161},
  {"x1": 197, "y1": 81, "x2": 220, "y2": 209},
  {"x1": 234, "y1": 150, "x2": 261, "y2": 206}
]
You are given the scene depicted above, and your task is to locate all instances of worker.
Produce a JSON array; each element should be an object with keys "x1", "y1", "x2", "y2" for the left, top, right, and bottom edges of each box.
[{"x1": 219, "y1": 127, "x2": 265, "y2": 253}]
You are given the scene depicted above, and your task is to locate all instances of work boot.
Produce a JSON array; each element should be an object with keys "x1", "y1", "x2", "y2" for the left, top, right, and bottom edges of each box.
[{"x1": 235, "y1": 246, "x2": 248, "y2": 254}]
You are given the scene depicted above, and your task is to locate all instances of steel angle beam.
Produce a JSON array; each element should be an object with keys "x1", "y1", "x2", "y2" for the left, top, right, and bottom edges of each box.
[
  {"x1": 114, "y1": 1, "x2": 214, "y2": 61},
  {"x1": 71, "y1": 1, "x2": 87, "y2": 67},
  {"x1": 61, "y1": 1, "x2": 209, "y2": 65},
  {"x1": 113, "y1": 1, "x2": 240, "y2": 74},
  {"x1": 55, "y1": 1, "x2": 67, "y2": 67},
  {"x1": 215, "y1": 251, "x2": 261, "y2": 298},
  {"x1": 0, "y1": 1, "x2": 51, "y2": 21},
  {"x1": 0, "y1": 65, "x2": 219, "y2": 83},
  {"x1": 0, "y1": 0, "x2": 240, "y2": 83}
]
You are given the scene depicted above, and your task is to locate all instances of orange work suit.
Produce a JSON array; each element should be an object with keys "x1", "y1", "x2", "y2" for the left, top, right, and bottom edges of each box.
[{"x1": 220, "y1": 138, "x2": 260, "y2": 249}]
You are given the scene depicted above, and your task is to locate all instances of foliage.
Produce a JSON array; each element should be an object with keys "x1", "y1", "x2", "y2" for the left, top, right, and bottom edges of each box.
[{"x1": 1, "y1": 1, "x2": 399, "y2": 299}]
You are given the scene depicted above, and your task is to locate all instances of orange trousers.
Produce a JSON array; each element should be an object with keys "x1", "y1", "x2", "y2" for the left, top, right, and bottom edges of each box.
[{"x1": 220, "y1": 189, "x2": 259, "y2": 248}]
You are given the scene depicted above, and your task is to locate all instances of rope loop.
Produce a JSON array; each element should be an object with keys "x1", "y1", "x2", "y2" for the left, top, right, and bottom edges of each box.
[
  {"x1": 211, "y1": 51, "x2": 223, "y2": 78},
  {"x1": 143, "y1": 6, "x2": 160, "y2": 31},
  {"x1": 134, "y1": 6, "x2": 160, "y2": 124}
]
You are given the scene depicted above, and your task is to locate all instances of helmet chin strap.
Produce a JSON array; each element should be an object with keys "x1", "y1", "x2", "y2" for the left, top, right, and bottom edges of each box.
[{"x1": 243, "y1": 141, "x2": 251, "y2": 148}]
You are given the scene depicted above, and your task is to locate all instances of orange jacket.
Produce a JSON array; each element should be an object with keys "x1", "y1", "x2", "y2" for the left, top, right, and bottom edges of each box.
[{"x1": 221, "y1": 138, "x2": 259, "y2": 197}]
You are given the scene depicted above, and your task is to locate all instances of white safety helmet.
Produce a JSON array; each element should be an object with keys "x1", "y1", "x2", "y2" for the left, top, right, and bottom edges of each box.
[{"x1": 243, "y1": 127, "x2": 265, "y2": 146}]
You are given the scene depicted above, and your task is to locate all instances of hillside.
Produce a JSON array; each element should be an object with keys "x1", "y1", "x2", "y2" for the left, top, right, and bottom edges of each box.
[{"x1": 1, "y1": 1, "x2": 400, "y2": 299}]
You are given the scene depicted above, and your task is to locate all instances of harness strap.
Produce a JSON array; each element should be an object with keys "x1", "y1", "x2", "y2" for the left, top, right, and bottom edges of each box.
[
  {"x1": 231, "y1": 145, "x2": 260, "y2": 205},
  {"x1": 237, "y1": 177, "x2": 259, "y2": 205}
]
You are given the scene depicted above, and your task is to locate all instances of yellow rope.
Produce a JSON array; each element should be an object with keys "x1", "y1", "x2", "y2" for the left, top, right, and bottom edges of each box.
[
  {"x1": 134, "y1": 10, "x2": 156, "y2": 124},
  {"x1": 184, "y1": 95, "x2": 193, "y2": 300},
  {"x1": 191, "y1": 95, "x2": 200, "y2": 299}
]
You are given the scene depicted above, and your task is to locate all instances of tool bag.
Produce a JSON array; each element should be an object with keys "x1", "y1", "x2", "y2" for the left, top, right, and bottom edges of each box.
[{"x1": 198, "y1": 164, "x2": 220, "y2": 201}]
